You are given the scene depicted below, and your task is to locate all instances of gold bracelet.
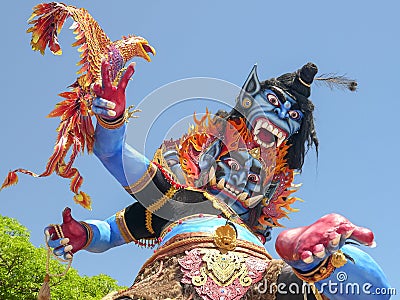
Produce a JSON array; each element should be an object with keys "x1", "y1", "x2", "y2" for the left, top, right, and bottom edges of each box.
[
  {"x1": 115, "y1": 209, "x2": 137, "y2": 243},
  {"x1": 80, "y1": 221, "x2": 93, "y2": 249},
  {"x1": 95, "y1": 113, "x2": 126, "y2": 130},
  {"x1": 292, "y1": 250, "x2": 347, "y2": 283}
]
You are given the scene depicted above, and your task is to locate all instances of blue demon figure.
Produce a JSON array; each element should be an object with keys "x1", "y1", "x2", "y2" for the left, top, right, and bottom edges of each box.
[
  {"x1": 46, "y1": 61, "x2": 391, "y2": 300},
  {"x1": 154, "y1": 64, "x2": 321, "y2": 243}
]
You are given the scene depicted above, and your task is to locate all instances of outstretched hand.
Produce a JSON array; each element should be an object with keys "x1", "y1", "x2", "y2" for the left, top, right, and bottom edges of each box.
[
  {"x1": 92, "y1": 60, "x2": 136, "y2": 120},
  {"x1": 275, "y1": 213, "x2": 375, "y2": 272},
  {"x1": 45, "y1": 207, "x2": 88, "y2": 259}
]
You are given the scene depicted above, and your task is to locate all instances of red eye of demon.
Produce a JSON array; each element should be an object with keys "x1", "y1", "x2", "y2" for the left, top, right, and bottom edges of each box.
[
  {"x1": 225, "y1": 158, "x2": 240, "y2": 171},
  {"x1": 248, "y1": 174, "x2": 260, "y2": 183},
  {"x1": 267, "y1": 94, "x2": 280, "y2": 107},
  {"x1": 288, "y1": 110, "x2": 300, "y2": 120}
]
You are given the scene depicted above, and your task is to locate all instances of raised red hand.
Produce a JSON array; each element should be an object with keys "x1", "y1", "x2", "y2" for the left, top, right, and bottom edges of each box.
[
  {"x1": 92, "y1": 60, "x2": 136, "y2": 120},
  {"x1": 46, "y1": 207, "x2": 88, "y2": 257},
  {"x1": 275, "y1": 213, "x2": 375, "y2": 271}
]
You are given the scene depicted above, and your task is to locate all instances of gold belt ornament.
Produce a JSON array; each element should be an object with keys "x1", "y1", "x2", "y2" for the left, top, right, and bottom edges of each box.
[
  {"x1": 213, "y1": 223, "x2": 237, "y2": 253},
  {"x1": 192, "y1": 249, "x2": 253, "y2": 287}
]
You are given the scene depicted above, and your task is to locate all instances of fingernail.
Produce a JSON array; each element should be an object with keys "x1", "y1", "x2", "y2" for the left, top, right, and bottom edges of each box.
[
  {"x1": 64, "y1": 245, "x2": 73, "y2": 252},
  {"x1": 330, "y1": 234, "x2": 341, "y2": 247},
  {"x1": 65, "y1": 253, "x2": 73, "y2": 259},
  {"x1": 314, "y1": 248, "x2": 326, "y2": 258},
  {"x1": 303, "y1": 256, "x2": 314, "y2": 264},
  {"x1": 107, "y1": 102, "x2": 116, "y2": 109},
  {"x1": 344, "y1": 229, "x2": 355, "y2": 239},
  {"x1": 108, "y1": 110, "x2": 117, "y2": 117},
  {"x1": 301, "y1": 251, "x2": 314, "y2": 264},
  {"x1": 61, "y1": 238, "x2": 70, "y2": 245}
]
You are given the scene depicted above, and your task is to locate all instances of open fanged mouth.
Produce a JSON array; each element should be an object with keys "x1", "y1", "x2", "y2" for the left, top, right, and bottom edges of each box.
[
  {"x1": 253, "y1": 118, "x2": 287, "y2": 148},
  {"x1": 212, "y1": 178, "x2": 263, "y2": 208}
]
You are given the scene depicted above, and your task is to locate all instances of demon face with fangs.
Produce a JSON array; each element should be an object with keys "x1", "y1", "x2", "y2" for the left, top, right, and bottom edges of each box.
[
  {"x1": 197, "y1": 140, "x2": 268, "y2": 219},
  {"x1": 234, "y1": 65, "x2": 303, "y2": 150}
]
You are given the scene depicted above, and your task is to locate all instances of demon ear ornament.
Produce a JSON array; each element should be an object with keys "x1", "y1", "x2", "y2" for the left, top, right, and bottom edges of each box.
[
  {"x1": 237, "y1": 65, "x2": 261, "y2": 111},
  {"x1": 198, "y1": 140, "x2": 222, "y2": 172}
]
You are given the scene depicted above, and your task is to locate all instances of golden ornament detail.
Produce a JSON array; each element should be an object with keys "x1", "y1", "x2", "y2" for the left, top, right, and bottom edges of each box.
[
  {"x1": 214, "y1": 224, "x2": 238, "y2": 252},
  {"x1": 193, "y1": 249, "x2": 252, "y2": 287},
  {"x1": 331, "y1": 250, "x2": 348, "y2": 268}
]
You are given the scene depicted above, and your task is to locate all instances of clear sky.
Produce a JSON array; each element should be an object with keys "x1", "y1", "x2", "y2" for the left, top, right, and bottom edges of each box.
[{"x1": 1, "y1": 0, "x2": 399, "y2": 294}]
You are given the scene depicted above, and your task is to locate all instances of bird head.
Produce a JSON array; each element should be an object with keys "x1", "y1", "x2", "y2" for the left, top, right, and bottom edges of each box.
[{"x1": 114, "y1": 35, "x2": 156, "y2": 63}]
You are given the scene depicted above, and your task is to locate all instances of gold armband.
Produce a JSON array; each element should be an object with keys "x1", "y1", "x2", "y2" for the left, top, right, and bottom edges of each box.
[{"x1": 124, "y1": 163, "x2": 158, "y2": 194}]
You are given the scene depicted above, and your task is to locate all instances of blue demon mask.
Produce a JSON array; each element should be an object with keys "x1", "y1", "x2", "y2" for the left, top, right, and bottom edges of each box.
[
  {"x1": 235, "y1": 65, "x2": 304, "y2": 149},
  {"x1": 197, "y1": 140, "x2": 268, "y2": 217}
]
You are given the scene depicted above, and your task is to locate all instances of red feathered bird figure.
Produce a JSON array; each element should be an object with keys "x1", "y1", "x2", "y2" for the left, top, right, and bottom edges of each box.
[{"x1": 1, "y1": 2, "x2": 155, "y2": 209}]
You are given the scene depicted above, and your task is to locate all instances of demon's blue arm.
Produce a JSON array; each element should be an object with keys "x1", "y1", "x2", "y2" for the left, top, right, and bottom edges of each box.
[{"x1": 276, "y1": 214, "x2": 392, "y2": 299}]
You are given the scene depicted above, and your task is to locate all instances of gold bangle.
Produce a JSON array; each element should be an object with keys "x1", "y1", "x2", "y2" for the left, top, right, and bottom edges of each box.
[
  {"x1": 80, "y1": 221, "x2": 93, "y2": 249},
  {"x1": 95, "y1": 113, "x2": 126, "y2": 130},
  {"x1": 115, "y1": 209, "x2": 137, "y2": 243},
  {"x1": 292, "y1": 250, "x2": 347, "y2": 283}
]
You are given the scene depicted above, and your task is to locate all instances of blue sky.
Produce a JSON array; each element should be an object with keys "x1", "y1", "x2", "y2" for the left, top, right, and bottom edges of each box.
[{"x1": 1, "y1": 0, "x2": 399, "y2": 293}]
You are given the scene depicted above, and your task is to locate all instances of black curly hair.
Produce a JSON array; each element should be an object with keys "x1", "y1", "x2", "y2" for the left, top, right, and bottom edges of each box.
[{"x1": 261, "y1": 62, "x2": 319, "y2": 170}]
